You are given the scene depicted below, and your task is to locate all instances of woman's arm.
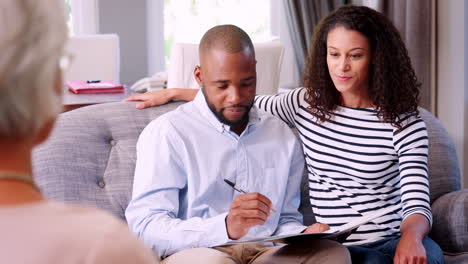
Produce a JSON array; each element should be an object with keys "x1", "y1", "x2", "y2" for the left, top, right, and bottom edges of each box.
[
  {"x1": 124, "y1": 88, "x2": 198, "y2": 109},
  {"x1": 394, "y1": 214, "x2": 430, "y2": 264},
  {"x1": 393, "y1": 115, "x2": 432, "y2": 264},
  {"x1": 254, "y1": 88, "x2": 305, "y2": 127},
  {"x1": 125, "y1": 87, "x2": 306, "y2": 129}
]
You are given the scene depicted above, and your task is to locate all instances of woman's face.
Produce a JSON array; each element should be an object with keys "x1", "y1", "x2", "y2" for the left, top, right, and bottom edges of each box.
[{"x1": 326, "y1": 26, "x2": 371, "y2": 98}]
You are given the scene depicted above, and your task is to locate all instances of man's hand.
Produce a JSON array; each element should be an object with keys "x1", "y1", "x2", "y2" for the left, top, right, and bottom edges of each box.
[
  {"x1": 303, "y1": 223, "x2": 330, "y2": 233},
  {"x1": 226, "y1": 192, "x2": 273, "y2": 240},
  {"x1": 124, "y1": 89, "x2": 173, "y2": 109},
  {"x1": 394, "y1": 232, "x2": 427, "y2": 264}
]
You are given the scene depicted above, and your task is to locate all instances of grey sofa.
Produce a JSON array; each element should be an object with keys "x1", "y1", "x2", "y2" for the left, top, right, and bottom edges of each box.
[{"x1": 32, "y1": 101, "x2": 468, "y2": 263}]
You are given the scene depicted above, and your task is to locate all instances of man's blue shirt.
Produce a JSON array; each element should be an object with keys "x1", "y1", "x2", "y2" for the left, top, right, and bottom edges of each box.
[{"x1": 126, "y1": 91, "x2": 306, "y2": 258}]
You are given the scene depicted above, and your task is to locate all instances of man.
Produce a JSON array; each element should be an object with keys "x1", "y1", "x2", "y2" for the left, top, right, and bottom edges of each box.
[{"x1": 126, "y1": 25, "x2": 350, "y2": 263}]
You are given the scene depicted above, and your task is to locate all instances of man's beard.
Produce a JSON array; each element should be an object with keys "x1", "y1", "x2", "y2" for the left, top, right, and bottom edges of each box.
[{"x1": 201, "y1": 88, "x2": 253, "y2": 128}]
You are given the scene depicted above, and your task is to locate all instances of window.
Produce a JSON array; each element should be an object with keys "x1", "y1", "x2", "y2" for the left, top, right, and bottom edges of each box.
[
  {"x1": 64, "y1": 0, "x2": 99, "y2": 35},
  {"x1": 163, "y1": 0, "x2": 271, "y2": 67},
  {"x1": 65, "y1": 0, "x2": 73, "y2": 34}
]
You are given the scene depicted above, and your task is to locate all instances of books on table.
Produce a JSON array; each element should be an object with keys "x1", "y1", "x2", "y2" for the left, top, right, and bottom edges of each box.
[{"x1": 67, "y1": 80, "x2": 124, "y2": 94}]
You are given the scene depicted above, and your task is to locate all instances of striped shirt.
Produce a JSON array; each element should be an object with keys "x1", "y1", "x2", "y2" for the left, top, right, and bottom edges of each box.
[{"x1": 255, "y1": 88, "x2": 432, "y2": 245}]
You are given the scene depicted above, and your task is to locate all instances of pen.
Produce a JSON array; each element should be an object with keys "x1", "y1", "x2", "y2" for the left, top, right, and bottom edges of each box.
[{"x1": 224, "y1": 179, "x2": 277, "y2": 213}]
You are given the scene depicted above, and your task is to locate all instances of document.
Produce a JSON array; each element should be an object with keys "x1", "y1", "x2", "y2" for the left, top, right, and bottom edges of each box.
[{"x1": 227, "y1": 204, "x2": 401, "y2": 244}]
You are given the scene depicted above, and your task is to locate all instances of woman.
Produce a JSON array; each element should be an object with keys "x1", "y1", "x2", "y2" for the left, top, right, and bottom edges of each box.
[
  {"x1": 0, "y1": 1, "x2": 157, "y2": 263},
  {"x1": 126, "y1": 5, "x2": 444, "y2": 264}
]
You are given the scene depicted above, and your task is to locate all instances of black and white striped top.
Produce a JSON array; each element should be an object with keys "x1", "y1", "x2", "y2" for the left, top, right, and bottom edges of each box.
[{"x1": 255, "y1": 88, "x2": 432, "y2": 245}]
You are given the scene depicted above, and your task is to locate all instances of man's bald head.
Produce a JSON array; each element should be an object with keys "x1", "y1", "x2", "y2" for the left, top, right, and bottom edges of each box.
[{"x1": 199, "y1": 25, "x2": 255, "y2": 65}]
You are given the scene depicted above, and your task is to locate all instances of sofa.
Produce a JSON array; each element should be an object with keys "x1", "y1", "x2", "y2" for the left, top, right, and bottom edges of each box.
[{"x1": 32, "y1": 101, "x2": 468, "y2": 263}]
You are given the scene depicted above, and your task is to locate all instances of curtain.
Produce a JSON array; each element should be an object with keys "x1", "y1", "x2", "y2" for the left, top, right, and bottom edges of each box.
[
  {"x1": 283, "y1": 0, "x2": 349, "y2": 78},
  {"x1": 368, "y1": 0, "x2": 434, "y2": 111}
]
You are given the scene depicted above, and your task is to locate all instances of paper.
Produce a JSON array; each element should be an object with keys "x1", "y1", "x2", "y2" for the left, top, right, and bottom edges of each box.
[{"x1": 226, "y1": 204, "x2": 401, "y2": 244}]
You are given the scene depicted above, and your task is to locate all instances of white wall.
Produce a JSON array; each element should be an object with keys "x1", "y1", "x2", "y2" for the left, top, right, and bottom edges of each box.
[
  {"x1": 437, "y1": 0, "x2": 466, "y2": 187},
  {"x1": 98, "y1": 0, "x2": 148, "y2": 85}
]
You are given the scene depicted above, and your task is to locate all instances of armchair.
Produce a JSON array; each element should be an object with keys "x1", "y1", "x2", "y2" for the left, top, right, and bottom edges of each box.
[{"x1": 167, "y1": 40, "x2": 284, "y2": 95}]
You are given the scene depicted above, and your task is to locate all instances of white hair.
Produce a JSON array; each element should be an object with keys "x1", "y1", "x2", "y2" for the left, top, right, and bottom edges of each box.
[{"x1": 0, "y1": 0, "x2": 67, "y2": 139}]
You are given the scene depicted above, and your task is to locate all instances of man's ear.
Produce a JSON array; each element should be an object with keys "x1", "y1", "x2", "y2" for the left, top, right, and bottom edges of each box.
[{"x1": 194, "y1": 65, "x2": 203, "y2": 87}]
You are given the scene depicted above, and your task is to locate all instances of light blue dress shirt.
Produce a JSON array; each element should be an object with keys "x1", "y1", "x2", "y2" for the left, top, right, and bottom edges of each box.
[{"x1": 126, "y1": 91, "x2": 306, "y2": 258}]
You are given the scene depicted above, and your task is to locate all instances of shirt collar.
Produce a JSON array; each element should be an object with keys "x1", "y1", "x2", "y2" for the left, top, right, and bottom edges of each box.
[{"x1": 193, "y1": 89, "x2": 261, "y2": 134}]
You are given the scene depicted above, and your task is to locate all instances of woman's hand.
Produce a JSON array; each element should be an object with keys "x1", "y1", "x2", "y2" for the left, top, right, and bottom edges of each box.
[
  {"x1": 394, "y1": 214, "x2": 430, "y2": 264},
  {"x1": 394, "y1": 231, "x2": 427, "y2": 264},
  {"x1": 124, "y1": 88, "x2": 199, "y2": 109},
  {"x1": 124, "y1": 90, "x2": 173, "y2": 109},
  {"x1": 303, "y1": 223, "x2": 330, "y2": 233}
]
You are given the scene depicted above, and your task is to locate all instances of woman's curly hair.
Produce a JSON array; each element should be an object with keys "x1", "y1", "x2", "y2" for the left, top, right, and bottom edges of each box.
[{"x1": 303, "y1": 5, "x2": 420, "y2": 128}]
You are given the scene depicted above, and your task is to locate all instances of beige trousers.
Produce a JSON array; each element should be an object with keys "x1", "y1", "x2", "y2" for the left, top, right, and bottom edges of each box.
[{"x1": 161, "y1": 239, "x2": 351, "y2": 264}]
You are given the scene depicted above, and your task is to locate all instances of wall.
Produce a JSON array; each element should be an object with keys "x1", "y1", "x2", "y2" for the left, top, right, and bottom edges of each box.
[
  {"x1": 146, "y1": 0, "x2": 165, "y2": 75},
  {"x1": 98, "y1": 0, "x2": 148, "y2": 85},
  {"x1": 465, "y1": 0, "x2": 468, "y2": 188},
  {"x1": 437, "y1": 0, "x2": 466, "y2": 187}
]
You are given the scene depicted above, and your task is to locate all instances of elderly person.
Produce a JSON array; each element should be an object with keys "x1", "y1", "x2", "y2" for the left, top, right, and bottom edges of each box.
[{"x1": 0, "y1": 1, "x2": 158, "y2": 263}]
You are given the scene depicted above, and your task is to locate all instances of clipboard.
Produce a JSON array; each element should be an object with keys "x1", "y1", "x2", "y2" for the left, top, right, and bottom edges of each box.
[{"x1": 225, "y1": 204, "x2": 401, "y2": 245}]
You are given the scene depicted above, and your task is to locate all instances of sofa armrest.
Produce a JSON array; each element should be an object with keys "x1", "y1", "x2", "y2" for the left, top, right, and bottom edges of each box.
[{"x1": 430, "y1": 189, "x2": 468, "y2": 253}]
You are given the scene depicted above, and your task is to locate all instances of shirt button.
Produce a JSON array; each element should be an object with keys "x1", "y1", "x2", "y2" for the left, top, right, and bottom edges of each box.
[
  {"x1": 110, "y1": 140, "x2": 116, "y2": 146},
  {"x1": 97, "y1": 180, "x2": 106, "y2": 188}
]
